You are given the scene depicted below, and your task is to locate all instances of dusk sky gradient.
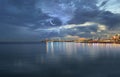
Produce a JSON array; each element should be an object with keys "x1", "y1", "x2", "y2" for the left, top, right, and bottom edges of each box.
[{"x1": 0, "y1": 0, "x2": 120, "y2": 41}]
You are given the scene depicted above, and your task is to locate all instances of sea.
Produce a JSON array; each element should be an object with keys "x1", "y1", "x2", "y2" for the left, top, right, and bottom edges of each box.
[{"x1": 0, "y1": 42, "x2": 120, "y2": 77}]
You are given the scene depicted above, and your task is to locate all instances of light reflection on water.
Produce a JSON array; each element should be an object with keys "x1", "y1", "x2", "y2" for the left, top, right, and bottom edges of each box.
[
  {"x1": 46, "y1": 42, "x2": 120, "y2": 59},
  {"x1": 1, "y1": 42, "x2": 120, "y2": 77}
]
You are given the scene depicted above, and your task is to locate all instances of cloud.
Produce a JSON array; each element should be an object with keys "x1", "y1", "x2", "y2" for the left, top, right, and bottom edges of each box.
[
  {"x1": 64, "y1": 35, "x2": 80, "y2": 39},
  {"x1": 0, "y1": 0, "x2": 120, "y2": 40},
  {"x1": 35, "y1": 22, "x2": 107, "y2": 38},
  {"x1": 97, "y1": 0, "x2": 107, "y2": 8},
  {"x1": 36, "y1": 0, "x2": 76, "y2": 24}
]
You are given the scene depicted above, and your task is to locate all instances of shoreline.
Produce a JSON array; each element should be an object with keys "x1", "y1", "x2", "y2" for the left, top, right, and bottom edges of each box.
[
  {"x1": 0, "y1": 41, "x2": 44, "y2": 44},
  {"x1": 0, "y1": 41, "x2": 120, "y2": 44}
]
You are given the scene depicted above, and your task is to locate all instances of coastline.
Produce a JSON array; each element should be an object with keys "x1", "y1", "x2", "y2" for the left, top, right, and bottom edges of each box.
[
  {"x1": 0, "y1": 41, "x2": 120, "y2": 44},
  {"x1": 0, "y1": 41, "x2": 44, "y2": 44}
]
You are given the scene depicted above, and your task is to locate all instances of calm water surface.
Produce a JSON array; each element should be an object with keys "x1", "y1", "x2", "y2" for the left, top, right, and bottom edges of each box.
[{"x1": 0, "y1": 42, "x2": 120, "y2": 77}]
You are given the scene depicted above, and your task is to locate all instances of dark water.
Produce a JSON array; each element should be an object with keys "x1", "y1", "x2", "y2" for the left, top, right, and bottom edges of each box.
[{"x1": 0, "y1": 42, "x2": 120, "y2": 77}]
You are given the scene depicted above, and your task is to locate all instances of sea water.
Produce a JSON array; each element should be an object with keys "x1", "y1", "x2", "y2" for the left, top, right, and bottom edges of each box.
[{"x1": 0, "y1": 42, "x2": 120, "y2": 77}]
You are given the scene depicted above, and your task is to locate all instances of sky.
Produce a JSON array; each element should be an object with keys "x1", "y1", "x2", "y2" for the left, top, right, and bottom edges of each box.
[{"x1": 0, "y1": 0, "x2": 120, "y2": 41}]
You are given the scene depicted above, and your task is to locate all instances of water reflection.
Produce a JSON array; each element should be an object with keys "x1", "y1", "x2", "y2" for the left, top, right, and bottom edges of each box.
[
  {"x1": 46, "y1": 42, "x2": 78, "y2": 56},
  {"x1": 1, "y1": 43, "x2": 120, "y2": 77},
  {"x1": 46, "y1": 42, "x2": 120, "y2": 59}
]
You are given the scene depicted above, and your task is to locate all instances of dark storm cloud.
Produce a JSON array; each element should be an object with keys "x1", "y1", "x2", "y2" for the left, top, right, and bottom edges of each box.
[
  {"x1": 0, "y1": 0, "x2": 62, "y2": 29},
  {"x1": 96, "y1": 11, "x2": 120, "y2": 29},
  {"x1": 1, "y1": 0, "x2": 120, "y2": 29},
  {"x1": 0, "y1": 0, "x2": 120, "y2": 40},
  {"x1": 68, "y1": 0, "x2": 120, "y2": 29},
  {"x1": 99, "y1": 0, "x2": 108, "y2": 7},
  {"x1": 0, "y1": 0, "x2": 36, "y2": 25}
]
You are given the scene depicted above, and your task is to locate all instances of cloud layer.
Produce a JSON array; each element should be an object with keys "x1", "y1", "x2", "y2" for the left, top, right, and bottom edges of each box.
[{"x1": 0, "y1": 0, "x2": 120, "y2": 40}]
